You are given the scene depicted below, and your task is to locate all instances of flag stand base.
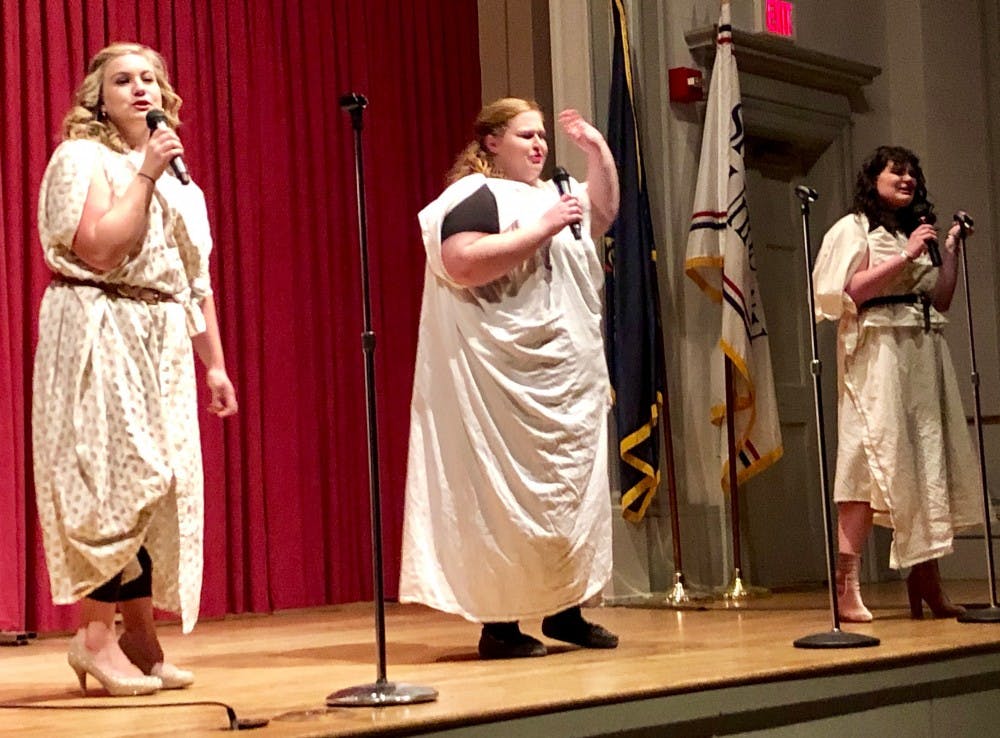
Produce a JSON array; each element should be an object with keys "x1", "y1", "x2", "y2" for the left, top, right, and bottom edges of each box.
[
  {"x1": 663, "y1": 571, "x2": 715, "y2": 607},
  {"x1": 718, "y1": 568, "x2": 770, "y2": 603}
]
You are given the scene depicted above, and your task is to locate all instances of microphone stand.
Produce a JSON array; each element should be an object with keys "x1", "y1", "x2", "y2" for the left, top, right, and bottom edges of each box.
[
  {"x1": 326, "y1": 93, "x2": 438, "y2": 705},
  {"x1": 792, "y1": 185, "x2": 879, "y2": 649},
  {"x1": 953, "y1": 214, "x2": 1000, "y2": 623}
]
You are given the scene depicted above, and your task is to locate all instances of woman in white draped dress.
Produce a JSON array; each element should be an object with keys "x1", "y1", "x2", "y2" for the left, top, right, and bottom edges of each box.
[{"x1": 399, "y1": 98, "x2": 621, "y2": 658}]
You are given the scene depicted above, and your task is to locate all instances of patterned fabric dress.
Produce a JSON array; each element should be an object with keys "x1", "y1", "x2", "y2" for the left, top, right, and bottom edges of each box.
[
  {"x1": 398, "y1": 173, "x2": 613, "y2": 622},
  {"x1": 33, "y1": 138, "x2": 213, "y2": 632},
  {"x1": 812, "y1": 213, "x2": 981, "y2": 569}
]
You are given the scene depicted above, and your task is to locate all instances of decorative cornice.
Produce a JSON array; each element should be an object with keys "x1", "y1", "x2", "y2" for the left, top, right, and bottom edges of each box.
[{"x1": 685, "y1": 26, "x2": 881, "y2": 113}]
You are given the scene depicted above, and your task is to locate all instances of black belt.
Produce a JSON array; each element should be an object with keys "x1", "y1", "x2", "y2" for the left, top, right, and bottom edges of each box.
[
  {"x1": 859, "y1": 293, "x2": 931, "y2": 332},
  {"x1": 52, "y1": 274, "x2": 177, "y2": 305}
]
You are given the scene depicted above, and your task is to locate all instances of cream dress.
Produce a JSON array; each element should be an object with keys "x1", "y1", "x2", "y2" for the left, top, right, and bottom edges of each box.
[
  {"x1": 813, "y1": 213, "x2": 981, "y2": 569},
  {"x1": 33, "y1": 138, "x2": 213, "y2": 632},
  {"x1": 398, "y1": 174, "x2": 613, "y2": 622}
]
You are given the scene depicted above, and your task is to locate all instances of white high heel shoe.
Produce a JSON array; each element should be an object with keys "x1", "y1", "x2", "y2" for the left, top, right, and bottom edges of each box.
[
  {"x1": 67, "y1": 638, "x2": 162, "y2": 697},
  {"x1": 118, "y1": 630, "x2": 195, "y2": 689},
  {"x1": 150, "y1": 662, "x2": 195, "y2": 689}
]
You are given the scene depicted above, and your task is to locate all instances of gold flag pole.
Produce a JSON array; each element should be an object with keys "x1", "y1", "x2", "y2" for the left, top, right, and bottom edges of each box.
[
  {"x1": 655, "y1": 306, "x2": 712, "y2": 606},
  {"x1": 720, "y1": 357, "x2": 768, "y2": 602}
]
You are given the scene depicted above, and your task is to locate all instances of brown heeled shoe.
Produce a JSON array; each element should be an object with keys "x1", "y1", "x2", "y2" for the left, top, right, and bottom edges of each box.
[{"x1": 907, "y1": 559, "x2": 965, "y2": 619}]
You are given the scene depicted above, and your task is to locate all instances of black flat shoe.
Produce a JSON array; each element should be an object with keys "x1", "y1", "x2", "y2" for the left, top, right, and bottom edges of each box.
[
  {"x1": 477, "y1": 623, "x2": 547, "y2": 659},
  {"x1": 541, "y1": 607, "x2": 619, "y2": 649}
]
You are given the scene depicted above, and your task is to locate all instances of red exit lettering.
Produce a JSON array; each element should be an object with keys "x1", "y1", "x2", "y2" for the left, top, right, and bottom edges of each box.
[{"x1": 765, "y1": 0, "x2": 795, "y2": 38}]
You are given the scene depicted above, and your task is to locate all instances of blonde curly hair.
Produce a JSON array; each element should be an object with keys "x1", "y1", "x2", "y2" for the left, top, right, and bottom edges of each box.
[
  {"x1": 62, "y1": 42, "x2": 182, "y2": 153},
  {"x1": 446, "y1": 97, "x2": 542, "y2": 184}
]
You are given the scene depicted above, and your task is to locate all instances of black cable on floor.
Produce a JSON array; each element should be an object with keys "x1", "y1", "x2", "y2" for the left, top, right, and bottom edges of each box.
[{"x1": 0, "y1": 700, "x2": 269, "y2": 730}]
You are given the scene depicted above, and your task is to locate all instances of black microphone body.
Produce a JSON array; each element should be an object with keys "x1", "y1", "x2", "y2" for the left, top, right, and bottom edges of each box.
[
  {"x1": 912, "y1": 203, "x2": 941, "y2": 266},
  {"x1": 145, "y1": 109, "x2": 190, "y2": 185},
  {"x1": 924, "y1": 236, "x2": 942, "y2": 267},
  {"x1": 551, "y1": 166, "x2": 582, "y2": 240}
]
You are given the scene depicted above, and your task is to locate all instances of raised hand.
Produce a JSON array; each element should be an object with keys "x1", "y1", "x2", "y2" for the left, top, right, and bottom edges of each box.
[
  {"x1": 558, "y1": 109, "x2": 605, "y2": 152},
  {"x1": 555, "y1": 108, "x2": 618, "y2": 238}
]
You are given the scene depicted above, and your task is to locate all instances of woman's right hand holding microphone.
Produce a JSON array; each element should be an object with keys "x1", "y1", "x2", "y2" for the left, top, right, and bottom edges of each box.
[
  {"x1": 538, "y1": 194, "x2": 583, "y2": 240},
  {"x1": 139, "y1": 125, "x2": 184, "y2": 181},
  {"x1": 904, "y1": 221, "x2": 937, "y2": 261}
]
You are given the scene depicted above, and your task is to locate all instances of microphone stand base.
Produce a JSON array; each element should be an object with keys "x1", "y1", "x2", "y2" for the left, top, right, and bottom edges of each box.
[
  {"x1": 957, "y1": 605, "x2": 1000, "y2": 623},
  {"x1": 326, "y1": 680, "x2": 438, "y2": 707},
  {"x1": 794, "y1": 630, "x2": 880, "y2": 649}
]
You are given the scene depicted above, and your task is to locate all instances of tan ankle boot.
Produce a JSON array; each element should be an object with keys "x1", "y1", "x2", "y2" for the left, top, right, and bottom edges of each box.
[{"x1": 836, "y1": 553, "x2": 873, "y2": 622}]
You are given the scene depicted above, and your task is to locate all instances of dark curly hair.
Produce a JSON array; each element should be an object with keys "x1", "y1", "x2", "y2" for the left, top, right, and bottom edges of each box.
[{"x1": 851, "y1": 145, "x2": 934, "y2": 235}]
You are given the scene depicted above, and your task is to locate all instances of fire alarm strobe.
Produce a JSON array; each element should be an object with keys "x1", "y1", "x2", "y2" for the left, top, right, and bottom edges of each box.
[{"x1": 668, "y1": 67, "x2": 704, "y2": 103}]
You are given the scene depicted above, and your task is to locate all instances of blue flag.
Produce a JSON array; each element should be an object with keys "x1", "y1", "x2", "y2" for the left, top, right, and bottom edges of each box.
[{"x1": 605, "y1": 0, "x2": 666, "y2": 522}]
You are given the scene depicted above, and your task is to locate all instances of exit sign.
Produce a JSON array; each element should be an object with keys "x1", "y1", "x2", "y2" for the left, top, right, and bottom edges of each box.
[{"x1": 757, "y1": 0, "x2": 795, "y2": 39}]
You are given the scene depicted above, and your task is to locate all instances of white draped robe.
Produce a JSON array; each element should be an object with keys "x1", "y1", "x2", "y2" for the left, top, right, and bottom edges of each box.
[{"x1": 399, "y1": 174, "x2": 613, "y2": 622}]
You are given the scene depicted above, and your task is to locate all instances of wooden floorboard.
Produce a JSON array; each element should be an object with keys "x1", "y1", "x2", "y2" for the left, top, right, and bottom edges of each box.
[{"x1": 2, "y1": 581, "x2": 1000, "y2": 737}]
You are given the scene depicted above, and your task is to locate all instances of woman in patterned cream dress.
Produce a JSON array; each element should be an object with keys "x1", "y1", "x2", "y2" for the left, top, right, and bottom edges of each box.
[
  {"x1": 33, "y1": 43, "x2": 238, "y2": 696},
  {"x1": 813, "y1": 146, "x2": 980, "y2": 623}
]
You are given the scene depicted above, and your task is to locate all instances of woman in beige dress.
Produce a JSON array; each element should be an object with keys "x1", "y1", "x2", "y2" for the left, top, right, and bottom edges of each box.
[
  {"x1": 33, "y1": 42, "x2": 238, "y2": 696},
  {"x1": 813, "y1": 146, "x2": 980, "y2": 622}
]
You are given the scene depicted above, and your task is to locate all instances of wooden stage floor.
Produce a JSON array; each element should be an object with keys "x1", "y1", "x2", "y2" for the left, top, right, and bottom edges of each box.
[{"x1": 3, "y1": 581, "x2": 1000, "y2": 737}]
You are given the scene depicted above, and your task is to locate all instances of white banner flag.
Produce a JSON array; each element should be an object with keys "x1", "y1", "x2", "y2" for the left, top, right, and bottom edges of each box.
[{"x1": 684, "y1": 2, "x2": 782, "y2": 493}]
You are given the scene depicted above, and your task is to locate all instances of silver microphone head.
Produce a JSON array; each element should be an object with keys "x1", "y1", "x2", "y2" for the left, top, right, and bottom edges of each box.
[
  {"x1": 953, "y1": 210, "x2": 974, "y2": 228},
  {"x1": 794, "y1": 185, "x2": 818, "y2": 203},
  {"x1": 339, "y1": 92, "x2": 368, "y2": 111}
]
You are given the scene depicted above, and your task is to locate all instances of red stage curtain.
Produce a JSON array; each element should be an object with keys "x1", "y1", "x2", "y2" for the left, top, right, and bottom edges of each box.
[{"x1": 0, "y1": 0, "x2": 481, "y2": 632}]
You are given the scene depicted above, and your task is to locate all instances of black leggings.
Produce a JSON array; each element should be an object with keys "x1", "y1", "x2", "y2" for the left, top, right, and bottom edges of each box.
[{"x1": 87, "y1": 547, "x2": 153, "y2": 603}]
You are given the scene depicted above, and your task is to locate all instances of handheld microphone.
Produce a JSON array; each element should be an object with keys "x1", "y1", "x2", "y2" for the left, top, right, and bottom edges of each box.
[
  {"x1": 552, "y1": 166, "x2": 582, "y2": 240},
  {"x1": 145, "y1": 109, "x2": 190, "y2": 185},
  {"x1": 912, "y1": 202, "x2": 941, "y2": 266}
]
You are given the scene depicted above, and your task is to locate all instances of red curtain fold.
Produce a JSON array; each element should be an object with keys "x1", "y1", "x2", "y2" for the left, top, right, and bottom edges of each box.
[{"x1": 0, "y1": 0, "x2": 481, "y2": 632}]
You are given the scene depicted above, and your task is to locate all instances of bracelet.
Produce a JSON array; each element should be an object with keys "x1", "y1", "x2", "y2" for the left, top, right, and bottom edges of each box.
[
  {"x1": 136, "y1": 172, "x2": 156, "y2": 185},
  {"x1": 900, "y1": 250, "x2": 915, "y2": 262}
]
